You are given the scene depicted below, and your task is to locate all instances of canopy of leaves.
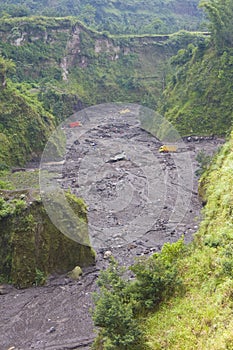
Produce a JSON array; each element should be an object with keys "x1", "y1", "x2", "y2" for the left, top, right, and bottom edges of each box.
[
  {"x1": 0, "y1": 0, "x2": 204, "y2": 34},
  {"x1": 200, "y1": 0, "x2": 233, "y2": 51},
  {"x1": 159, "y1": 0, "x2": 233, "y2": 135}
]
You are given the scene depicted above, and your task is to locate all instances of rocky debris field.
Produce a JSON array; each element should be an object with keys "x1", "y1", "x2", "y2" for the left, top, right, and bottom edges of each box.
[{"x1": 0, "y1": 104, "x2": 224, "y2": 350}]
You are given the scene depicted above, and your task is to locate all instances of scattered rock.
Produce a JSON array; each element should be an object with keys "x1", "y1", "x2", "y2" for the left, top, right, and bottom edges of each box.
[
  {"x1": 48, "y1": 326, "x2": 56, "y2": 334},
  {"x1": 103, "y1": 251, "x2": 112, "y2": 259},
  {"x1": 149, "y1": 247, "x2": 157, "y2": 252},
  {"x1": 127, "y1": 243, "x2": 137, "y2": 250},
  {"x1": 0, "y1": 284, "x2": 14, "y2": 295},
  {"x1": 11, "y1": 167, "x2": 26, "y2": 173},
  {"x1": 135, "y1": 240, "x2": 143, "y2": 245},
  {"x1": 106, "y1": 152, "x2": 127, "y2": 163},
  {"x1": 67, "y1": 266, "x2": 83, "y2": 280}
]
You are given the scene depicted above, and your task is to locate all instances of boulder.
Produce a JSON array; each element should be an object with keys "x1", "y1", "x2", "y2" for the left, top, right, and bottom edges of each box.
[
  {"x1": 104, "y1": 250, "x2": 112, "y2": 259},
  {"x1": 67, "y1": 266, "x2": 83, "y2": 280}
]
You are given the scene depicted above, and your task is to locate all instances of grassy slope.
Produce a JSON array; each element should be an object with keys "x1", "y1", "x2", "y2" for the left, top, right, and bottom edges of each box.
[
  {"x1": 0, "y1": 82, "x2": 54, "y2": 167},
  {"x1": 144, "y1": 134, "x2": 233, "y2": 349},
  {"x1": 160, "y1": 42, "x2": 233, "y2": 136}
]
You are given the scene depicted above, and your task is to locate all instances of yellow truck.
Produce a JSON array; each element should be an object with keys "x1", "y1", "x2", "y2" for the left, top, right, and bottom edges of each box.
[
  {"x1": 159, "y1": 145, "x2": 178, "y2": 153},
  {"x1": 159, "y1": 144, "x2": 194, "y2": 153}
]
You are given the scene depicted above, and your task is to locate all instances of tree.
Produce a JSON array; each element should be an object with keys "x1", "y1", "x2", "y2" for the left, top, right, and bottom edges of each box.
[
  {"x1": 200, "y1": 0, "x2": 233, "y2": 51},
  {"x1": 92, "y1": 259, "x2": 141, "y2": 350},
  {"x1": 0, "y1": 56, "x2": 15, "y2": 88}
]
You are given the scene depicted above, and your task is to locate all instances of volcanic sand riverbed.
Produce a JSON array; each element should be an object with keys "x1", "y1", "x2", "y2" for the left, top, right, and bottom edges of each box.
[{"x1": 0, "y1": 104, "x2": 224, "y2": 350}]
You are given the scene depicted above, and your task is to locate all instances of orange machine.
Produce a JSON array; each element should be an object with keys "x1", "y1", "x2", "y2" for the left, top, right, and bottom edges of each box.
[{"x1": 69, "y1": 121, "x2": 82, "y2": 128}]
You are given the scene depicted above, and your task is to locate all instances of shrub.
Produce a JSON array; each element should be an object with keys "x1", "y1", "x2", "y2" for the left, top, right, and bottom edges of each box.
[
  {"x1": 92, "y1": 239, "x2": 185, "y2": 349},
  {"x1": 195, "y1": 150, "x2": 212, "y2": 176},
  {"x1": 130, "y1": 238, "x2": 185, "y2": 311},
  {"x1": 34, "y1": 268, "x2": 46, "y2": 286},
  {"x1": 92, "y1": 259, "x2": 141, "y2": 350},
  {"x1": 0, "y1": 197, "x2": 14, "y2": 218},
  {"x1": 0, "y1": 179, "x2": 13, "y2": 189}
]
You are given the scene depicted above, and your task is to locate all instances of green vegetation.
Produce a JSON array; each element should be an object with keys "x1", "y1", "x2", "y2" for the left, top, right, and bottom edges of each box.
[
  {"x1": 200, "y1": 0, "x2": 233, "y2": 51},
  {"x1": 0, "y1": 15, "x2": 168, "y2": 111},
  {"x1": 0, "y1": 189, "x2": 95, "y2": 288},
  {"x1": 0, "y1": 16, "x2": 207, "y2": 168},
  {"x1": 160, "y1": 44, "x2": 233, "y2": 135},
  {"x1": 92, "y1": 239, "x2": 185, "y2": 349},
  {"x1": 0, "y1": 74, "x2": 54, "y2": 167},
  {"x1": 0, "y1": 0, "x2": 204, "y2": 35},
  {"x1": 0, "y1": 169, "x2": 39, "y2": 189},
  {"x1": 0, "y1": 179, "x2": 13, "y2": 190},
  {"x1": 92, "y1": 260, "x2": 142, "y2": 350},
  {"x1": 195, "y1": 149, "x2": 212, "y2": 176},
  {"x1": 160, "y1": 0, "x2": 233, "y2": 135},
  {"x1": 0, "y1": 55, "x2": 15, "y2": 87}
]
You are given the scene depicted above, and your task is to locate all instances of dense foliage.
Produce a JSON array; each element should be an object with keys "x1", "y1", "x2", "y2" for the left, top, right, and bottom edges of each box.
[
  {"x1": 0, "y1": 74, "x2": 54, "y2": 167},
  {"x1": 0, "y1": 0, "x2": 204, "y2": 35},
  {"x1": 160, "y1": 0, "x2": 233, "y2": 135},
  {"x1": 92, "y1": 239, "x2": 184, "y2": 349},
  {"x1": 200, "y1": 0, "x2": 233, "y2": 51}
]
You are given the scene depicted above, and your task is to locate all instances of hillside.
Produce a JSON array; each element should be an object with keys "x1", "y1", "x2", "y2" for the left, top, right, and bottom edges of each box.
[
  {"x1": 159, "y1": 43, "x2": 233, "y2": 136},
  {"x1": 1, "y1": 0, "x2": 233, "y2": 349},
  {"x1": 159, "y1": 0, "x2": 233, "y2": 136},
  {"x1": 0, "y1": 0, "x2": 204, "y2": 34},
  {"x1": 143, "y1": 131, "x2": 233, "y2": 349},
  {"x1": 0, "y1": 77, "x2": 54, "y2": 167},
  {"x1": 0, "y1": 16, "x2": 206, "y2": 167}
]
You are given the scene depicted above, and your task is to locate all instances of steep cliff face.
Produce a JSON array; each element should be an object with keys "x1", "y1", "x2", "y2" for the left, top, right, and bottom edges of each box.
[
  {"x1": 0, "y1": 189, "x2": 95, "y2": 288},
  {"x1": 0, "y1": 84, "x2": 55, "y2": 167},
  {"x1": 160, "y1": 44, "x2": 233, "y2": 136},
  {"x1": 0, "y1": 17, "x2": 207, "y2": 167},
  {"x1": 0, "y1": 17, "x2": 206, "y2": 112}
]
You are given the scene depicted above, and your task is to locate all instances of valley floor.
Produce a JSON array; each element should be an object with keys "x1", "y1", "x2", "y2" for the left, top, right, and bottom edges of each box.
[{"x1": 0, "y1": 105, "x2": 223, "y2": 350}]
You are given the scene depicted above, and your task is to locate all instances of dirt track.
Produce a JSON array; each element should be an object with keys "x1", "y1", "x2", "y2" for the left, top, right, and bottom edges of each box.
[{"x1": 0, "y1": 104, "x2": 224, "y2": 350}]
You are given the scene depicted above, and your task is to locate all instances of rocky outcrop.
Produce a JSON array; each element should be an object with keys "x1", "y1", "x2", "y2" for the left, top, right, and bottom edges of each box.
[
  {"x1": 0, "y1": 17, "x2": 208, "y2": 168},
  {"x1": 0, "y1": 189, "x2": 95, "y2": 288}
]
